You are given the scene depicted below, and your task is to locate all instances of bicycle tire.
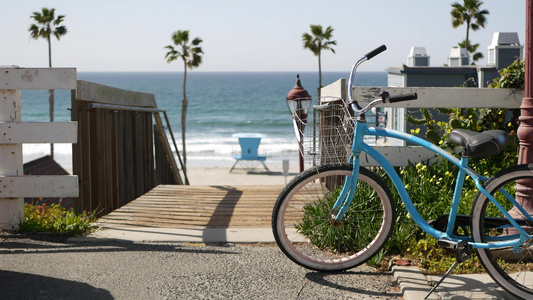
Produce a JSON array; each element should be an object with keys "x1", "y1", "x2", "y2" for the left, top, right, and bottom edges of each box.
[
  {"x1": 471, "y1": 164, "x2": 533, "y2": 299},
  {"x1": 272, "y1": 163, "x2": 395, "y2": 271}
]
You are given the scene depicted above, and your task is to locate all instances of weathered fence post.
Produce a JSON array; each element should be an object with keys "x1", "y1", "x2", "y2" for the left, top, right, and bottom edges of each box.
[
  {"x1": 0, "y1": 67, "x2": 78, "y2": 230},
  {"x1": 0, "y1": 71, "x2": 24, "y2": 229}
]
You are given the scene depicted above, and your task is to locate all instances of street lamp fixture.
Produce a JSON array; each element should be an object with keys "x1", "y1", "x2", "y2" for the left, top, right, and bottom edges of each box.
[{"x1": 286, "y1": 74, "x2": 312, "y2": 172}]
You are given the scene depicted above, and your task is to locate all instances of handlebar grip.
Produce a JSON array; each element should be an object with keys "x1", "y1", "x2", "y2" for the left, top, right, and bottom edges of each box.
[
  {"x1": 389, "y1": 92, "x2": 418, "y2": 103},
  {"x1": 365, "y1": 45, "x2": 387, "y2": 60}
]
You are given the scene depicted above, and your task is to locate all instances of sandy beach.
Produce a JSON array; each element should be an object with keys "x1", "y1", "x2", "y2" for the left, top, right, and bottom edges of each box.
[
  {"x1": 23, "y1": 143, "x2": 302, "y2": 186},
  {"x1": 186, "y1": 160, "x2": 300, "y2": 186}
]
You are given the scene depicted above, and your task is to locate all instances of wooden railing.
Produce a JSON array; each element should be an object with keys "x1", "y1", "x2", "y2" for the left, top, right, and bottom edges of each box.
[
  {"x1": 320, "y1": 79, "x2": 524, "y2": 166},
  {"x1": 0, "y1": 67, "x2": 78, "y2": 230},
  {"x1": 71, "y1": 80, "x2": 186, "y2": 215}
]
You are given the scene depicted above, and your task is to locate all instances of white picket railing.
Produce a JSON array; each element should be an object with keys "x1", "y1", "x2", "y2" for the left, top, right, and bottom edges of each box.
[
  {"x1": 320, "y1": 79, "x2": 524, "y2": 166},
  {"x1": 0, "y1": 67, "x2": 78, "y2": 230}
]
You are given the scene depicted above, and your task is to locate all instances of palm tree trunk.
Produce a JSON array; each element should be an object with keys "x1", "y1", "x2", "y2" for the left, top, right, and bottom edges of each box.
[
  {"x1": 465, "y1": 20, "x2": 470, "y2": 64},
  {"x1": 318, "y1": 50, "x2": 322, "y2": 99},
  {"x1": 48, "y1": 36, "x2": 55, "y2": 159},
  {"x1": 181, "y1": 63, "x2": 188, "y2": 170},
  {"x1": 181, "y1": 99, "x2": 188, "y2": 169}
]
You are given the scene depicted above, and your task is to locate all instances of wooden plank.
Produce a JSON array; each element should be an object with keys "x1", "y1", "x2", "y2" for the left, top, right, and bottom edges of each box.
[
  {"x1": 76, "y1": 80, "x2": 156, "y2": 107},
  {"x1": 95, "y1": 109, "x2": 107, "y2": 213},
  {"x1": 122, "y1": 112, "x2": 134, "y2": 204},
  {"x1": 320, "y1": 78, "x2": 347, "y2": 100},
  {"x1": 109, "y1": 111, "x2": 124, "y2": 209},
  {"x1": 145, "y1": 113, "x2": 154, "y2": 190},
  {"x1": 0, "y1": 91, "x2": 22, "y2": 175},
  {"x1": 133, "y1": 113, "x2": 144, "y2": 197},
  {"x1": 352, "y1": 87, "x2": 523, "y2": 108},
  {"x1": 0, "y1": 175, "x2": 78, "y2": 197},
  {"x1": 116, "y1": 112, "x2": 126, "y2": 204},
  {"x1": 80, "y1": 102, "x2": 93, "y2": 212},
  {"x1": 0, "y1": 68, "x2": 76, "y2": 90},
  {"x1": 0, "y1": 79, "x2": 23, "y2": 230},
  {"x1": 96, "y1": 185, "x2": 284, "y2": 228},
  {"x1": 153, "y1": 113, "x2": 181, "y2": 184},
  {"x1": 154, "y1": 126, "x2": 163, "y2": 185},
  {"x1": 103, "y1": 110, "x2": 115, "y2": 211},
  {"x1": 360, "y1": 146, "x2": 437, "y2": 167},
  {"x1": 70, "y1": 90, "x2": 82, "y2": 213},
  {"x1": 0, "y1": 122, "x2": 77, "y2": 144}
]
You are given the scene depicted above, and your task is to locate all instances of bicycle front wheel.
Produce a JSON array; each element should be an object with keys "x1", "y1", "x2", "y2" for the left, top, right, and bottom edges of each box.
[
  {"x1": 272, "y1": 163, "x2": 395, "y2": 271},
  {"x1": 471, "y1": 164, "x2": 533, "y2": 299}
]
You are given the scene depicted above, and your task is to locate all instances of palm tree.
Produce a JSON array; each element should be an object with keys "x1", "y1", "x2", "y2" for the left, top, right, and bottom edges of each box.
[
  {"x1": 458, "y1": 39, "x2": 484, "y2": 64},
  {"x1": 165, "y1": 30, "x2": 203, "y2": 169},
  {"x1": 450, "y1": 0, "x2": 489, "y2": 62},
  {"x1": 302, "y1": 25, "x2": 336, "y2": 97},
  {"x1": 29, "y1": 7, "x2": 67, "y2": 159}
]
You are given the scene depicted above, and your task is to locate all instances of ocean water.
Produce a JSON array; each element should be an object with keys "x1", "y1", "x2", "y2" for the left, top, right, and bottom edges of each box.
[{"x1": 20, "y1": 71, "x2": 386, "y2": 169}]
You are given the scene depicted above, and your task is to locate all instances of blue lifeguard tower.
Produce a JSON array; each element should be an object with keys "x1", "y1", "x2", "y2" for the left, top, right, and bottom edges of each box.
[{"x1": 230, "y1": 133, "x2": 269, "y2": 173}]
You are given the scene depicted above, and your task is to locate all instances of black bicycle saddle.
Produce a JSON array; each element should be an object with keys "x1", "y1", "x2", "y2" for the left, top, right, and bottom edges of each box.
[{"x1": 449, "y1": 129, "x2": 508, "y2": 158}]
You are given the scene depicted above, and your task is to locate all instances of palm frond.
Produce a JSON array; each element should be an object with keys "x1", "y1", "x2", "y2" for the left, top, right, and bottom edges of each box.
[{"x1": 28, "y1": 7, "x2": 67, "y2": 41}]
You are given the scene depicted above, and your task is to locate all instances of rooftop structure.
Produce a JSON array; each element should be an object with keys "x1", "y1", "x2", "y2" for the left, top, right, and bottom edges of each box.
[
  {"x1": 383, "y1": 32, "x2": 523, "y2": 145},
  {"x1": 448, "y1": 47, "x2": 469, "y2": 66},
  {"x1": 488, "y1": 32, "x2": 523, "y2": 69},
  {"x1": 387, "y1": 32, "x2": 523, "y2": 89},
  {"x1": 406, "y1": 47, "x2": 430, "y2": 67}
]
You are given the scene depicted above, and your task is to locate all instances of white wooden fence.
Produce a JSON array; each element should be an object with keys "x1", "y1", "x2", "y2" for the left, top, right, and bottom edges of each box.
[
  {"x1": 0, "y1": 67, "x2": 78, "y2": 230},
  {"x1": 320, "y1": 79, "x2": 524, "y2": 166}
]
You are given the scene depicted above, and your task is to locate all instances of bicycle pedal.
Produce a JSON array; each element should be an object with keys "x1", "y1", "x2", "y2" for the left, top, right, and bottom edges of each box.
[
  {"x1": 437, "y1": 239, "x2": 457, "y2": 249},
  {"x1": 438, "y1": 239, "x2": 471, "y2": 263}
]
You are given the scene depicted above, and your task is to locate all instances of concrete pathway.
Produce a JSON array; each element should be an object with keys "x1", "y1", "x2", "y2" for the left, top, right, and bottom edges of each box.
[{"x1": 76, "y1": 226, "x2": 520, "y2": 300}]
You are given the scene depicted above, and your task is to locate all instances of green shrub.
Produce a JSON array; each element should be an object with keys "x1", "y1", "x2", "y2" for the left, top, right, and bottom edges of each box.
[
  {"x1": 489, "y1": 59, "x2": 525, "y2": 89},
  {"x1": 295, "y1": 182, "x2": 385, "y2": 254},
  {"x1": 409, "y1": 233, "x2": 484, "y2": 274},
  {"x1": 20, "y1": 202, "x2": 98, "y2": 235}
]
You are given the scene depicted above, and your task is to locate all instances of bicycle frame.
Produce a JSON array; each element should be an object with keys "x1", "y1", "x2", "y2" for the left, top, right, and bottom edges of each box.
[{"x1": 332, "y1": 119, "x2": 533, "y2": 250}]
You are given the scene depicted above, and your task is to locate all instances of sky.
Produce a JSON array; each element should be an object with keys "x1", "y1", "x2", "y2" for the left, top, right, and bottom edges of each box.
[{"x1": 1, "y1": 0, "x2": 527, "y2": 73}]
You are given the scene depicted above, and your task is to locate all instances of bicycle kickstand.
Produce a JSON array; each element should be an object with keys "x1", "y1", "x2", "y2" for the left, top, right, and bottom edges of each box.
[{"x1": 424, "y1": 240, "x2": 472, "y2": 299}]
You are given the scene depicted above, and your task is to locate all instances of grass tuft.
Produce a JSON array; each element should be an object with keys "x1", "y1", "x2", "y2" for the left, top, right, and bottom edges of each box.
[{"x1": 19, "y1": 202, "x2": 98, "y2": 236}]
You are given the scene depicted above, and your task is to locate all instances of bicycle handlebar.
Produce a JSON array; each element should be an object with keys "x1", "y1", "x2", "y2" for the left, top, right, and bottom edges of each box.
[
  {"x1": 347, "y1": 45, "x2": 418, "y2": 115},
  {"x1": 364, "y1": 45, "x2": 387, "y2": 60},
  {"x1": 390, "y1": 93, "x2": 418, "y2": 103}
]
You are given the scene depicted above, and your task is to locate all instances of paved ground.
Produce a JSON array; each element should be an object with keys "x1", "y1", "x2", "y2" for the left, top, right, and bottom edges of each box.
[{"x1": 0, "y1": 232, "x2": 402, "y2": 300}]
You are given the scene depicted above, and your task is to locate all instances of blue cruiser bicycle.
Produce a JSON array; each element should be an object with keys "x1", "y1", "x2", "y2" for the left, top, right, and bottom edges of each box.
[{"x1": 272, "y1": 45, "x2": 533, "y2": 299}]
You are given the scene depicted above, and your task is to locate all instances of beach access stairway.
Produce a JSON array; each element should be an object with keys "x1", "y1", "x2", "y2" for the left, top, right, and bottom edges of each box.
[
  {"x1": 0, "y1": 68, "x2": 523, "y2": 230},
  {"x1": 0, "y1": 67, "x2": 185, "y2": 229}
]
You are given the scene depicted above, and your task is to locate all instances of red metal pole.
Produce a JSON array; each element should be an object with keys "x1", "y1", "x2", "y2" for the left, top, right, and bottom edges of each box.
[
  {"x1": 518, "y1": 0, "x2": 533, "y2": 163},
  {"x1": 515, "y1": 0, "x2": 533, "y2": 215}
]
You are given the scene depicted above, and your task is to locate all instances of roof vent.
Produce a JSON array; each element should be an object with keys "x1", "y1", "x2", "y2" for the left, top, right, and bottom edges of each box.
[
  {"x1": 406, "y1": 47, "x2": 429, "y2": 67},
  {"x1": 448, "y1": 47, "x2": 469, "y2": 66},
  {"x1": 488, "y1": 32, "x2": 522, "y2": 68}
]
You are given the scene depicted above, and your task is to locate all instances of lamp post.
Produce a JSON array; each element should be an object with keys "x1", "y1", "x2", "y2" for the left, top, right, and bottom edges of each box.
[{"x1": 287, "y1": 74, "x2": 312, "y2": 172}]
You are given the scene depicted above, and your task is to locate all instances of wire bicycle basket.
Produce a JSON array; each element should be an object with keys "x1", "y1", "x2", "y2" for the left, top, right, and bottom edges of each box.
[{"x1": 289, "y1": 97, "x2": 356, "y2": 167}]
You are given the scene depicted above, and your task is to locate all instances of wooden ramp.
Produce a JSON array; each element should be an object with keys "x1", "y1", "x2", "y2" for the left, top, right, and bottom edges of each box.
[{"x1": 96, "y1": 185, "x2": 284, "y2": 229}]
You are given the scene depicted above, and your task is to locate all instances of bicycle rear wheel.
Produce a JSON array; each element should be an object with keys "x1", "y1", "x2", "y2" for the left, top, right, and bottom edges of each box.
[
  {"x1": 471, "y1": 164, "x2": 533, "y2": 299},
  {"x1": 272, "y1": 163, "x2": 395, "y2": 271}
]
